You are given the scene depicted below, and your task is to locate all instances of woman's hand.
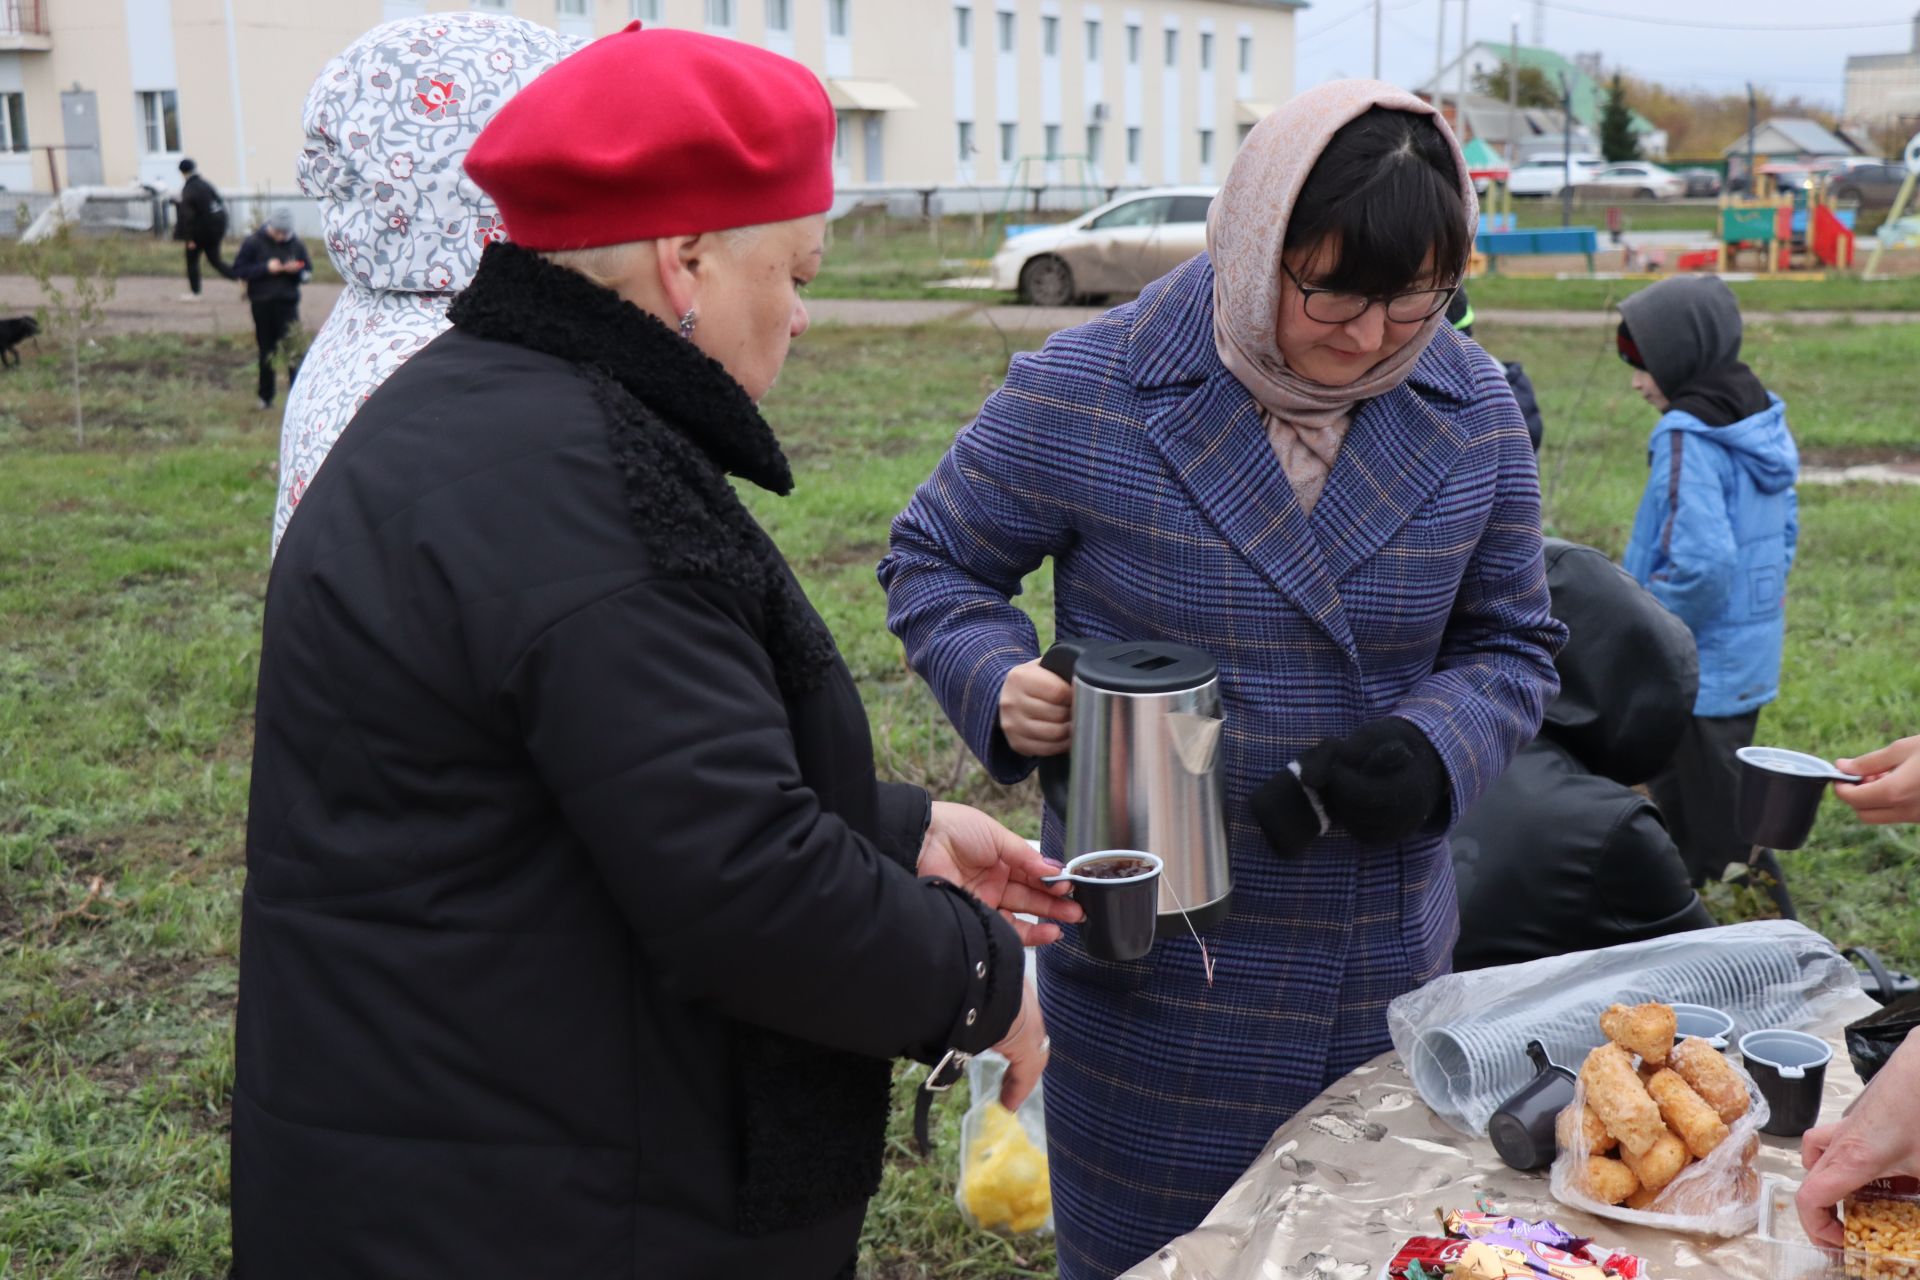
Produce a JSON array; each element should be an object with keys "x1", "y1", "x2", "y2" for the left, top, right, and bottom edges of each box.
[
  {"x1": 1836, "y1": 737, "x2": 1920, "y2": 825},
  {"x1": 999, "y1": 659, "x2": 1072, "y2": 757},
  {"x1": 1796, "y1": 1031, "x2": 1920, "y2": 1246},
  {"x1": 995, "y1": 978, "x2": 1050, "y2": 1110},
  {"x1": 919, "y1": 802, "x2": 1081, "y2": 945}
]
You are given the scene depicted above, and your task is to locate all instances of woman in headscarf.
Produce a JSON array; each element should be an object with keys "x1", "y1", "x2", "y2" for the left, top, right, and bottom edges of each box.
[
  {"x1": 881, "y1": 82, "x2": 1566, "y2": 1277},
  {"x1": 235, "y1": 26, "x2": 1074, "y2": 1280},
  {"x1": 273, "y1": 11, "x2": 582, "y2": 554}
]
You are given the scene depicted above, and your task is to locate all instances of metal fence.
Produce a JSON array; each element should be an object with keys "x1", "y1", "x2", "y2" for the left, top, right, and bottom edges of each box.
[{"x1": 0, "y1": 189, "x2": 327, "y2": 239}]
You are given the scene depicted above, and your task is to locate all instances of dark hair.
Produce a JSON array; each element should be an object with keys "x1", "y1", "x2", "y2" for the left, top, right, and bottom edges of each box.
[
  {"x1": 178, "y1": 158, "x2": 197, "y2": 175},
  {"x1": 1284, "y1": 108, "x2": 1469, "y2": 296}
]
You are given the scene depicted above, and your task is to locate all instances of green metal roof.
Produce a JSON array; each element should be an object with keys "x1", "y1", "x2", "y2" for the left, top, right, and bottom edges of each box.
[
  {"x1": 1460, "y1": 137, "x2": 1505, "y2": 170},
  {"x1": 1484, "y1": 42, "x2": 1657, "y2": 136}
]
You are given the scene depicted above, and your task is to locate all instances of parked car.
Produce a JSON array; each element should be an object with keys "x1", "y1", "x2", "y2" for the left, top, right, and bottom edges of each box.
[
  {"x1": 990, "y1": 186, "x2": 1215, "y2": 305},
  {"x1": 1676, "y1": 167, "x2": 1723, "y2": 198},
  {"x1": 1574, "y1": 162, "x2": 1687, "y2": 201},
  {"x1": 1829, "y1": 162, "x2": 1910, "y2": 210},
  {"x1": 1508, "y1": 154, "x2": 1605, "y2": 198}
]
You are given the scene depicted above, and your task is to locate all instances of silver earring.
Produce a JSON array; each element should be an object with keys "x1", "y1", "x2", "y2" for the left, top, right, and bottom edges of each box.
[{"x1": 678, "y1": 308, "x2": 697, "y2": 339}]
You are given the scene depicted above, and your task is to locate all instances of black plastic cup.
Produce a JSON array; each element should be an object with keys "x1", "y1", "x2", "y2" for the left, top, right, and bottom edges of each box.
[
  {"x1": 1735, "y1": 747, "x2": 1860, "y2": 851},
  {"x1": 1043, "y1": 851, "x2": 1162, "y2": 962},
  {"x1": 1740, "y1": 1028, "x2": 1832, "y2": 1138},
  {"x1": 1672, "y1": 1003, "x2": 1736, "y2": 1051},
  {"x1": 1489, "y1": 1040, "x2": 1578, "y2": 1172}
]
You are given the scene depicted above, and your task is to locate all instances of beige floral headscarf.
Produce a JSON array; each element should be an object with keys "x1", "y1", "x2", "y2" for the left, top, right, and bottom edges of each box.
[{"x1": 1206, "y1": 80, "x2": 1478, "y2": 513}]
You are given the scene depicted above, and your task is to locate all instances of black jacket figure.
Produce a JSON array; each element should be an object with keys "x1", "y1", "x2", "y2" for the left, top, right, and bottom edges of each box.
[
  {"x1": 1451, "y1": 539, "x2": 1714, "y2": 970},
  {"x1": 1449, "y1": 286, "x2": 1544, "y2": 451},
  {"x1": 233, "y1": 244, "x2": 1025, "y2": 1280},
  {"x1": 172, "y1": 162, "x2": 231, "y2": 293},
  {"x1": 229, "y1": 217, "x2": 311, "y2": 408}
]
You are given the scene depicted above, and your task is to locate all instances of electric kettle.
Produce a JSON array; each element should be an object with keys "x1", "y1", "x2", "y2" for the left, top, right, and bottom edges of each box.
[{"x1": 1037, "y1": 638, "x2": 1232, "y2": 933}]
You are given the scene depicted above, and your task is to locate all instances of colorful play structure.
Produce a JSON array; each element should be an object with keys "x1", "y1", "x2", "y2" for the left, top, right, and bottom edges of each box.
[
  {"x1": 1687, "y1": 168, "x2": 1858, "y2": 274},
  {"x1": 1462, "y1": 146, "x2": 1604, "y2": 275}
]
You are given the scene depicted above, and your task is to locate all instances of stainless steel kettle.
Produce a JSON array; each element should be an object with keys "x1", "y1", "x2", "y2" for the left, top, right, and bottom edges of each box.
[{"x1": 1037, "y1": 639, "x2": 1232, "y2": 933}]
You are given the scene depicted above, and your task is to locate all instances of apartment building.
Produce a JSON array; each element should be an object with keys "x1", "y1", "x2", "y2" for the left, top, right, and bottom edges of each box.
[{"x1": 0, "y1": 0, "x2": 1297, "y2": 200}]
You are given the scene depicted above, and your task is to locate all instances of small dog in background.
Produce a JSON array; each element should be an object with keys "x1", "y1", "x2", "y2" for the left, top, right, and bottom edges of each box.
[{"x1": 0, "y1": 315, "x2": 39, "y2": 368}]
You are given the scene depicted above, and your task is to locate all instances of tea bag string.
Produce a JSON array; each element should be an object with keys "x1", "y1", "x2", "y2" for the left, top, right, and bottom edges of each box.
[{"x1": 1159, "y1": 875, "x2": 1216, "y2": 986}]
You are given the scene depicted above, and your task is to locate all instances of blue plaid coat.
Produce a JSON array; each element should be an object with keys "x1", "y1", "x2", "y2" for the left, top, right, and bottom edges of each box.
[{"x1": 880, "y1": 255, "x2": 1564, "y2": 1279}]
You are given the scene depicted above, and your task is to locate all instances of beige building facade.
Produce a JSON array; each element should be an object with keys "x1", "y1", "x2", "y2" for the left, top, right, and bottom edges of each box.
[
  {"x1": 0, "y1": 0, "x2": 1296, "y2": 204},
  {"x1": 1844, "y1": 13, "x2": 1920, "y2": 135}
]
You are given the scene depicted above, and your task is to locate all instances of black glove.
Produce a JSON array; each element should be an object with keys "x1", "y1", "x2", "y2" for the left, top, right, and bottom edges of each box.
[{"x1": 1251, "y1": 718, "x2": 1449, "y2": 856}]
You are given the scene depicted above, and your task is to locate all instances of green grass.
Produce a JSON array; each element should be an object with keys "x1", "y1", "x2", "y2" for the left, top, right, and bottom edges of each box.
[
  {"x1": 1470, "y1": 274, "x2": 1920, "y2": 313},
  {"x1": 1507, "y1": 200, "x2": 1719, "y2": 233},
  {"x1": 0, "y1": 235, "x2": 344, "y2": 287},
  {"x1": 3, "y1": 317, "x2": 1917, "y2": 1277}
]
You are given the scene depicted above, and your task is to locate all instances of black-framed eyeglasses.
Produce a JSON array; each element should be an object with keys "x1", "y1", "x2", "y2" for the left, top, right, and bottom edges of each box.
[{"x1": 1282, "y1": 261, "x2": 1459, "y2": 326}]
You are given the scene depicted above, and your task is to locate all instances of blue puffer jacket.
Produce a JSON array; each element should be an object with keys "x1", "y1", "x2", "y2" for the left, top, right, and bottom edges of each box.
[{"x1": 1622, "y1": 396, "x2": 1798, "y2": 717}]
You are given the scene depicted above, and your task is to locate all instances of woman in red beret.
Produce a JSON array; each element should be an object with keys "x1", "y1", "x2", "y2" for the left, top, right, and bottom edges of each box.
[{"x1": 232, "y1": 24, "x2": 1071, "y2": 1280}]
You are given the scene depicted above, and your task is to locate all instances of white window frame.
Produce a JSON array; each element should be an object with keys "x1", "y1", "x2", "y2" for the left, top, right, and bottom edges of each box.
[
  {"x1": 1086, "y1": 18, "x2": 1101, "y2": 61},
  {"x1": 766, "y1": 0, "x2": 791, "y2": 32},
  {"x1": 1044, "y1": 123, "x2": 1060, "y2": 159},
  {"x1": 1199, "y1": 128, "x2": 1214, "y2": 166},
  {"x1": 137, "y1": 90, "x2": 181, "y2": 154},
  {"x1": 631, "y1": 0, "x2": 662, "y2": 20},
  {"x1": 1085, "y1": 122, "x2": 1102, "y2": 165},
  {"x1": 706, "y1": 0, "x2": 736, "y2": 31},
  {"x1": 1000, "y1": 121, "x2": 1017, "y2": 163},
  {"x1": 470, "y1": 0, "x2": 507, "y2": 9},
  {"x1": 1199, "y1": 30, "x2": 1212, "y2": 71},
  {"x1": 1238, "y1": 34, "x2": 1252, "y2": 75},
  {"x1": 1042, "y1": 14, "x2": 1058, "y2": 57},
  {"x1": 997, "y1": 10, "x2": 1015, "y2": 53},
  {"x1": 958, "y1": 121, "x2": 975, "y2": 163},
  {"x1": 1126, "y1": 23, "x2": 1140, "y2": 64},
  {"x1": 1164, "y1": 28, "x2": 1177, "y2": 68},
  {"x1": 834, "y1": 111, "x2": 850, "y2": 163},
  {"x1": 956, "y1": 5, "x2": 972, "y2": 48},
  {"x1": 1126, "y1": 126, "x2": 1141, "y2": 165},
  {"x1": 0, "y1": 93, "x2": 26, "y2": 153},
  {"x1": 556, "y1": 0, "x2": 587, "y2": 14},
  {"x1": 828, "y1": 0, "x2": 850, "y2": 38}
]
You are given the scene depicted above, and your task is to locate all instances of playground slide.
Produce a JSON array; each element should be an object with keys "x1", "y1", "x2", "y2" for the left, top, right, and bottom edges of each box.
[{"x1": 1812, "y1": 206, "x2": 1856, "y2": 269}]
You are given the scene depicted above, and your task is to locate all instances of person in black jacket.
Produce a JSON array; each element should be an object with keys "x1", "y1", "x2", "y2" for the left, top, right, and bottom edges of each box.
[
  {"x1": 1448, "y1": 285, "x2": 1545, "y2": 451},
  {"x1": 171, "y1": 158, "x2": 231, "y2": 298},
  {"x1": 228, "y1": 208, "x2": 311, "y2": 410},
  {"x1": 233, "y1": 27, "x2": 1074, "y2": 1280},
  {"x1": 1451, "y1": 539, "x2": 1714, "y2": 969}
]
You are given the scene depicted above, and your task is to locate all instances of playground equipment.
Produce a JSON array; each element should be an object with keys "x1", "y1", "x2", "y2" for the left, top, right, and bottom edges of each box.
[
  {"x1": 1862, "y1": 132, "x2": 1920, "y2": 278},
  {"x1": 1716, "y1": 167, "x2": 1856, "y2": 273}
]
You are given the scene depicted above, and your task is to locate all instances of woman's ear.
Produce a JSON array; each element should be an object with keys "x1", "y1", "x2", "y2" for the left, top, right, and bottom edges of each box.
[{"x1": 654, "y1": 236, "x2": 703, "y2": 318}]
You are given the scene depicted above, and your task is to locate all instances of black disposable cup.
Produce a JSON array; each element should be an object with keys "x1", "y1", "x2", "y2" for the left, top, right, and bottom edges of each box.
[
  {"x1": 1489, "y1": 1040, "x2": 1577, "y2": 1172},
  {"x1": 1672, "y1": 1003, "x2": 1736, "y2": 1051},
  {"x1": 1736, "y1": 747, "x2": 1860, "y2": 851},
  {"x1": 1740, "y1": 1028, "x2": 1832, "y2": 1138},
  {"x1": 1043, "y1": 851, "x2": 1162, "y2": 962}
]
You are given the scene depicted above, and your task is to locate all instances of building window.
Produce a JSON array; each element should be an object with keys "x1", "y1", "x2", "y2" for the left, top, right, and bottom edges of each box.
[
  {"x1": 955, "y1": 6, "x2": 971, "y2": 48},
  {"x1": 1199, "y1": 32, "x2": 1213, "y2": 71},
  {"x1": 0, "y1": 93, "x2": 26, "y2": 153},
  {"x1": 1042, "y1": 15, "x2": 1059, "y2": 56},
  {"x1": 766, "y1": 0, "x2": 791, "y2": 31},
  {"x1": 828, "y1": 0, "x2": 849, "y2": 38},
  {"x1": 1000, "y1": 121, "x2": 1017, "y2": 162},
  {"x1": 958, "y1": 121, "x2": 974, "y2": 162},
  {"x1": 1085, "y1": 19, "x2": 1100, "y2": 60},
  {"x1": 1126, "y1": 126, "x2": 1141, "y2": 165},
  {"x1": 997, "y1": 10, "x2": 1014, "y2": 53},
  {"x1": 1085, "y1": 123, "x2": 1102, "y2": 163},
  {"x1": 835, "y1": 111, "x2": 849, "y2": 163},
  {"x1": 1126, "y1": 23, "x2": 1140, "y2": 64},
  {"x1": 1238, "y1": 35, "x2": 1252, "y2": 74},
  {"x1": 137, "y1": 90, "x2": 180, "y2": 153},
  {"x1": 1164, "y1": 29, "x2": 1178, "y2": 68},
  {"x1": 1199, "y1": 129, "x2": 1214, "y2": 166},
  {"x1": 1238, "y1": 122, "x2": 1252, "y2": 145},
  {"x1": 470, "y1": 0, "x2": 506, "y2": 8},
  {"x1": 557, "y1": 0, "x2": 587, "y2": 14},
  {"x1": 1044, "y1": 124, "x2": 1060, "y2": 159},
  {"x1": 706, "y1": 0, "x2": 735, "y2": 29},
  {"x1": 631, "y1": 0, "x2": 661, "y2": 20}
]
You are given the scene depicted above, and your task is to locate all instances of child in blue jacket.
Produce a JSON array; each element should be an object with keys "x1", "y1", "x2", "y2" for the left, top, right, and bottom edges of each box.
[{"x1": 1618, "y1": 275, "x2": 1798, "y2": 916}]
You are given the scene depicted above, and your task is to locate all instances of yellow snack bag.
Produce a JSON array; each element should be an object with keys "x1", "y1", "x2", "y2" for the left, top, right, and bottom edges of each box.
[{"x1": 961, "y1": 1102, "x2": 1052, "y2": 1235}]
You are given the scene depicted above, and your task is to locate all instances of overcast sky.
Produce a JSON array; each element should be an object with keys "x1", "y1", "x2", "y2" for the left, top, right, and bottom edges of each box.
[{"x1": 1294, "y1": 0, "x2": 1918, "y2": 113}]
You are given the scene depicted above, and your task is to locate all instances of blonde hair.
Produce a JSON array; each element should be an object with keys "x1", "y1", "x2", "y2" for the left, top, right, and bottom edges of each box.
[{"x1": 542, "y1": 226, "x2": 766, "y2": 290}]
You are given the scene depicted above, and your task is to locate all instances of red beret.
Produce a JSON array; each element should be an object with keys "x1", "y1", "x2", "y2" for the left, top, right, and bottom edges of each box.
[{"x1": 464, "y1": 23, "x2": 835, "y2": 250}]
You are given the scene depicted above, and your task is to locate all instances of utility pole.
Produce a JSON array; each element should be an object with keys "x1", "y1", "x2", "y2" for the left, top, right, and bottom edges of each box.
[
  {"x1": 1507, "y1": 15, "x2": 1520, "y2": 168},
  {"x1": 1434, "y1": 0, "x2": 1448, "y2": 117},
  {"x1": 1531, "y1": 0, "x2": 1544, "y2": 47},
  {"x1": 1374, "y1": 0, "x2": 1383, "y2": 80},
  {"x1": 1560, "y1": 70, "x2": 1575, "y2": 227},
  {"x1": 1456, "y1": 0, "x2": 1471, "y2": 125},
  {"x1": 1745, "y1": 82, "x2": 1759, "y2": 195}
]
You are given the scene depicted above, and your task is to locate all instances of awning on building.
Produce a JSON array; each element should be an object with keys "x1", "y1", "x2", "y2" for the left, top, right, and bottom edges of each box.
[
  {"x1": 827, "y1": 79, "x2": 918, "y2": 112},
  {"x1": 1236, "y1": 101, "x2": 1275, "y2": 125}
]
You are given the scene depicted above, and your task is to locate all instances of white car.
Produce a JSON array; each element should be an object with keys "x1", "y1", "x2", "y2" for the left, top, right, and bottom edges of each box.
[
  {"x1": 1575, "y1": 162, "x2": 1687, "y2": 201},
  {"x1": 990, "y1": 187, "x2": 1216, "y2": 305},
  {"x1": 1508, "y1": 155, "x2": 1605, "y2": 198}
]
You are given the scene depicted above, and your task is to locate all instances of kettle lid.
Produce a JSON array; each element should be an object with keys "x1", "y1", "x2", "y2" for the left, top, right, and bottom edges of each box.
[{"x1": 1074, "y1": 641, "x2": 1218, "y2": 694}]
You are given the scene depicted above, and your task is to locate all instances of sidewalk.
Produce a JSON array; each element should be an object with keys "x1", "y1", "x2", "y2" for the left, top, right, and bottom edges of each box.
[{"x1": 5, "y1": 273, "x2": 1920, "y2": 338}]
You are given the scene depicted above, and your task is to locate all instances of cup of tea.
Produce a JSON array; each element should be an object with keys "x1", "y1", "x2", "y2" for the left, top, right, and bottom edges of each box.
[
  {"x1": 1042, "y1": 850, "x2": 1162, "y2": 961},
  {"x1": 1739, "y1": 1028, "x2": 1832, "y2": 1137},
  {"x1": 1735, "y1": 747, "x2": 1860, "y2": 850}
]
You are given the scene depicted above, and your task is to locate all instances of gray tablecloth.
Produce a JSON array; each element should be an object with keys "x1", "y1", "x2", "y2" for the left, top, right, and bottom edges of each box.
[{"x1": 1118, "y1": 993, "x2": 1879, "y2": 1280}]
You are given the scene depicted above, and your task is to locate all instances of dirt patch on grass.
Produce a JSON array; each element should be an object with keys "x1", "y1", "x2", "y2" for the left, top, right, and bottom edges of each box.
[{"x1": 1803, "y1": 445, "x2": 1920, "y2": 467}]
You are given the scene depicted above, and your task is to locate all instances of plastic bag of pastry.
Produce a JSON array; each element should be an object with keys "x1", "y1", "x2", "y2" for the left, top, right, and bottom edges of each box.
[
  {"x1": 955, "y1": 1052, "x2": 1053, "y2": 1237},
  {"x1": 1551, "y1": 1039, "x2": 1770, "y2": 1237}
]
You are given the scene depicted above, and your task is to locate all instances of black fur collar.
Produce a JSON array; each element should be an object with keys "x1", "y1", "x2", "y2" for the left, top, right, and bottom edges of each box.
[
  {"x1": 448, "y1": 241, "x2": 795, "y2": 496},
  {"x1": 449, "y1": 241, "x2": 836, "y2": 698}
]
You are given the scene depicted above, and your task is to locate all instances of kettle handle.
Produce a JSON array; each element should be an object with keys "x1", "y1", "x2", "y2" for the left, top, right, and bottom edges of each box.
[{"x1": 1035, "y1": 638, "x2": 1088, "y2": 818}]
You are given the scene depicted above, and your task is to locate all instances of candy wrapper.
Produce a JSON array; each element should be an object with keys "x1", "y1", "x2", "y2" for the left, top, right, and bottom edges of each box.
[
  {"x1": 1411, "y1": 1208, "x2": 1648, "y2": 1280},
  {"x1": 1386, "y1": 1236, "x2": 1473, "y2": 1277}
]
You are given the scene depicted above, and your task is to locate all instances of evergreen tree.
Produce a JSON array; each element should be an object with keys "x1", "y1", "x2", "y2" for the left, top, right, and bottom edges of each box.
[
  {"x1": 1600, "y1": 73, "x2": 1640, "y2": 163},
  {"x1": 1470, "y1": 60, "x2": 1560, "y2": 110}
]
